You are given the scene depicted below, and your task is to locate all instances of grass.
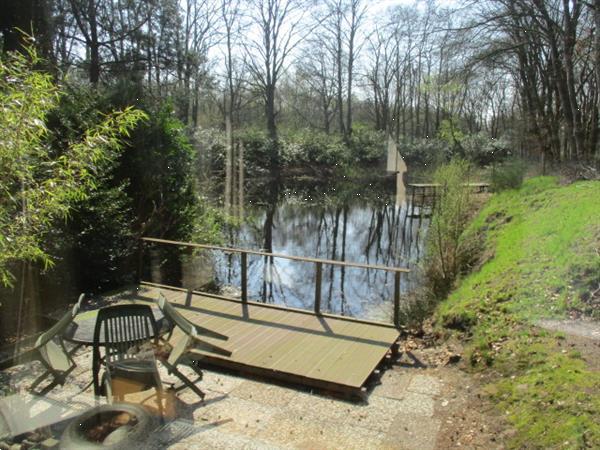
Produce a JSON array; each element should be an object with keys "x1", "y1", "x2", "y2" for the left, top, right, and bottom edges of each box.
[{"x1": 435, "y1": 177, "x2": 600, "y2": 449}]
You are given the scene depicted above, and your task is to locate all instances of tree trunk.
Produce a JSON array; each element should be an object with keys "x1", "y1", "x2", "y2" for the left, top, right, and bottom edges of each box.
[
  {"x1": 88, "y1": 0, "x2": 100, "y2": 84},
  {"x1": 266, "y1": 84, "x2": 277, "y2": 140}
]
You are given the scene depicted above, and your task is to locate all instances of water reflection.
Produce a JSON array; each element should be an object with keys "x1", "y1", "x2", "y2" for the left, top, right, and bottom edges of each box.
[{"x1": 145, "y1": 173, "x2": 429, "y2": 322}]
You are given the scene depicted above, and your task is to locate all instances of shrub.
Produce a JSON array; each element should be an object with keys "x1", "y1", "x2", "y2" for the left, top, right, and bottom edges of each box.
[
  {"x1": 347, "y1": 126, "x2": 386, "y2": 164},
  {"x1": 235, "y1": 128, "x2": 278, "y2": 174},
  {"x1": 399, "y1": 137, "x2": 449, "y2": 168},
  {"x1": 490, "y1": 158, "x2": 526, "y2": 192},
  {"x1": 424, "y1": 159, "x2": 478, "y2": 299},
  {"x1": 0, "y1": 48, "x2": 144, "y2": 286},
  {"x1": 281, "y1": 129, "x2": 346, "y2": 166},
  {"x1": 462, "y1": 133, "x2": 512, "y2": 166}
]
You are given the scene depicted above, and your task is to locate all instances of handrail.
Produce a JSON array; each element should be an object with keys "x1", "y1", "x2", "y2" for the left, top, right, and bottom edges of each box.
[
  {"x1": 141, "y1": 237, "x2": 410, "y2": 273},
  {"x1": 140, "y1": 236, "x2": 409, "y2": 328}
]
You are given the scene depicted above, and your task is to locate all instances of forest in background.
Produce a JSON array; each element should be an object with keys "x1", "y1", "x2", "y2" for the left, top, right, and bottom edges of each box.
[
  {"x1": 3, "y1": 0, "x2": 599, "y2": 166},
  {"x1": 1, "y1": 0, "x2": 599, "y2": 339}
]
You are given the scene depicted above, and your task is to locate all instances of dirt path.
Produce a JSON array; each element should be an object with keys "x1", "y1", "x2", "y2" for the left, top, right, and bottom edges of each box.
[
  {"x1": 536, "y1": 319, "x2": 600, "y2": 341},
  {"x1": 536, "y1": 318, "x2": 600, "y2": 372}
]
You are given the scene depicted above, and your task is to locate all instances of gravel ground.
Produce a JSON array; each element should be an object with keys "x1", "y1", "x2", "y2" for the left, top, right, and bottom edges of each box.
[{"x1": 0, "y1": 340, "x2": 506, "y2": 450}]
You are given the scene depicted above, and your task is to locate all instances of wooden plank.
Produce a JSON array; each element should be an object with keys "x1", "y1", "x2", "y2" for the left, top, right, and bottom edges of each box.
[
  {"x1": 284, "y1": 320, "x2": 358, "y2": 384},
  {"x1": 184, "y1": 295, "x2": 301, "y2": 364},
  {"x1": 305, "y1": 319, "x2": 398, "y2": 387},
  {"x1": 331, "y1": 325, "x2": 399, "y2": 387},
  {"x1": 194, "y1": 353, "x2": 364, "y2": 399},
  {"x1": 408, "y1": 182, "x2": 489, "y2": 188},
  {"x1": 257, "y1": 313, "x2": 386, "y2": 386},
  {"x1": 249, "y1": 313, "x2": 316, "y2": 369},
  {"x1": 216, "y1": 308, "x2": 294, "y2": 363}
]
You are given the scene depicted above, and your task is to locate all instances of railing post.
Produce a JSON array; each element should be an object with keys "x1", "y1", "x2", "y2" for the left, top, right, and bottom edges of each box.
[
  {"x1": 137, "y1": 239, "x2": 145, "y2": 283},
  {"x1": 393, "y1": 271, "x2": 401, "y2": 328},
  {"x1": 314, "y1": 262, "x2": 322, "y2": 315},
  {"x1": 241, "y1": 251, "x2": 247, "y2": 303}
]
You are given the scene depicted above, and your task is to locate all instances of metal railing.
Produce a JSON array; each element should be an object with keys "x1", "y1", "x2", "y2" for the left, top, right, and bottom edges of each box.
[{"x1": 140, "y1": 237, "x2": 410, "y2": 327}]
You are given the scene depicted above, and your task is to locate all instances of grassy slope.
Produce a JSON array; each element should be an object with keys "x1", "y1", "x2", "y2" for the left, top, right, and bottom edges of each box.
[{"x1": 436, "y1": 177, "x2": 600, "y2": 449}]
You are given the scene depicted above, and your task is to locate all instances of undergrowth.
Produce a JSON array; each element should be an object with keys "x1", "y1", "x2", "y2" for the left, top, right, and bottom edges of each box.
[{"x1": 436, "y1": 177, "x2": 600, "y2": 449}]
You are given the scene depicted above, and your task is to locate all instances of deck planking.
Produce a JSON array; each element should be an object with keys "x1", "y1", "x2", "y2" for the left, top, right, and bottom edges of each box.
[{"x1": 118, "y1": 283, "x2": 400, "y2": 396}]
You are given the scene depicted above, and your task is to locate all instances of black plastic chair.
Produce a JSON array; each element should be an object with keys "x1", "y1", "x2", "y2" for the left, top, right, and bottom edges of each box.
[{"x1": 92, "y1": 304, "x2": 164, "y2": 411}]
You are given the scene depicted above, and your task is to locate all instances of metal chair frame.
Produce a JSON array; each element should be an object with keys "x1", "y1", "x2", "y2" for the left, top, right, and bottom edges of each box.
[
  {"x1": 156, "y1": 292, "x2": 232, "y2": 400},
  {"x1": 29, "y1": 294, "x2": 85, "y2": 394}
]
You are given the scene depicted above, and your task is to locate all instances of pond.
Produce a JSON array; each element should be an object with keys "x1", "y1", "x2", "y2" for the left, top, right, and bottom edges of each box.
[{"x1": 149, "y1": 171, "x2": 431, "y2": 324}]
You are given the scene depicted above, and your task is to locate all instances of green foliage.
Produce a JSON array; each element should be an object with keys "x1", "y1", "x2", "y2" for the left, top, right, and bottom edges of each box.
[
  {"x1": 424, "y1": 159, "x2": 478, "y2": 299},
  {"x1": 70, "y1": 182, "x2": 135, "y2": 290},
  {"x1": 281, "y1": 129, "x2": 346, "y2": 166},
  {"x1": 490, "y1": 158, "x2": 526, "y2": 192},
  {"x1": 121, "y1": 104, "x2": 197, "y2": 240},
  {"x1": 234, "y1": 128, "x2": 279, "y2": 175},
  {"x1": 398, "y1": 137, "x2": 449, "y2": 168},
  {"x1": 398, "y1": 131, "x2": 514, "y2": 172},
  {"x1": 436, "y1": 177, "x2": 600, "y2": 448},
  {"x1": 229, "y1": 127, "x2": 385, "y2": 174},
  {"x1": 437, "y1": 118, "x2": 464, "y2": 152},
  {"x1": 461, "y1": 133, "x2": 512, "y2": 166},
  {"x1": 346, "y1": 126, "x2": 386, "y2": 164},
  {"x1": 0, "y1": 48, "x2": 145, "y2": 286}
]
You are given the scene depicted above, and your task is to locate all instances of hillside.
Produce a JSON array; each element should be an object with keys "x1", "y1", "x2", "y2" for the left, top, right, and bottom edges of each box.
[{"x1": 436, "y1": 177, "x2": 600, "y2": 449}]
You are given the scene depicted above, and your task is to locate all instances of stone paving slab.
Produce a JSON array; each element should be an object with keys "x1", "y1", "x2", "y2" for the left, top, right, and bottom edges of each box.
[
  {"x1": 371, "y1": 370, "x2": 413, "y2": 401},
  {"x1": 406, "y1": 375, "x2": 443, "y2": 397},
  {"x1": 382, "y1": 413, "x2": 442, "y2": 450}
]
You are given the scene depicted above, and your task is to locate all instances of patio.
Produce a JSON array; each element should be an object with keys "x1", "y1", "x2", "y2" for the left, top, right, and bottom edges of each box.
[
  {"x1": 0, "y1": 285, "x2": 450, "y2": 449},
  {"x1": 1, "y1": 342, "x2": 447, "y2": 450}
]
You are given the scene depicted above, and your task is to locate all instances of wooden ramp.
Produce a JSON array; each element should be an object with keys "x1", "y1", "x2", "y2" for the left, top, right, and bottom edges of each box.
[{"x1": 127, "y1": 284, "x2": 400, "y2": 398}]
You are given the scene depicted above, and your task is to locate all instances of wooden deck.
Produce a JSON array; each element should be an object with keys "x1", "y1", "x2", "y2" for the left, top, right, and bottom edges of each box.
[{"x1": 125, "y1": 283, "x2": 400, "y2": 398}]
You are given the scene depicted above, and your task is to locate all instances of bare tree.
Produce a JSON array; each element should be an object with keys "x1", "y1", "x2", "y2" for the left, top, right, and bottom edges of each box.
[
  {"x1": 221, "y1": 0, "x2": 245, "y2": 210},
  {"x1": 245, "y1": 0, "x2": 307, "y2": 142},
  {"x1": 66, "y1": 0, "x2": 152, "y2": 84}
]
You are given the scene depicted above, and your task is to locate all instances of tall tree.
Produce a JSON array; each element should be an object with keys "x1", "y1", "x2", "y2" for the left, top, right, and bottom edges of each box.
[
  {"x1": 1, "y1": 0, "x2": 54, "y2": 59},
  {"x1": 245, "y1": 0, "x2": 306, "y2": 141}
]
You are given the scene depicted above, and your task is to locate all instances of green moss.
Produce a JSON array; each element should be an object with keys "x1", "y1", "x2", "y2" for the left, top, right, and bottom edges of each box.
[{"x1": 436, "y1": 177, "x2": 600, "y2": 448}]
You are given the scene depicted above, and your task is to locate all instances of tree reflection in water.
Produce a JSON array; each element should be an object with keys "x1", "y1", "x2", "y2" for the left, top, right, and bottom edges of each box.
[{"x1": 213, "y1": 173, "x2": 430, "y2": 322}]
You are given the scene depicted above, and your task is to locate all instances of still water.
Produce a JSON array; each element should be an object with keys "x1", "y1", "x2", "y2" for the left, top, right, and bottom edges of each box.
[{"x1": 162, "y1": 172, "x2": 431, "y2": 323}]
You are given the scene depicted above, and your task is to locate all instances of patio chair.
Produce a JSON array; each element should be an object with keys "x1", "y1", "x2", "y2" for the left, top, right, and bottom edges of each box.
[
  {"x1": 92, "y1": 304, "x2": 164, "y2": 413},
  {"x1": 29, "y1": 293, "x2": 85, "y2": 393},
  {"x1": 156, "y1": 292, "x2": 232, "y2": 400}
]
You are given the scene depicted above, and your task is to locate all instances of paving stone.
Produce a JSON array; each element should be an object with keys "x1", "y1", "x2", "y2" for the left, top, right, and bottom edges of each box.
[
  {"x1": 191, "y1": 396, "x2": 276, "y2": 438},
  {"x1": 231, "y1": 381, "x2": 296, "y2": 408},
  {"x1": 343, "y1": 395, "x2": 404, "y2": 433},
  {"x1": 169, "y1": 428, "x2": 285, "y2": 450},
  {"x1": 406, "y1": 375, "x2": 443, "y2": 397},
  {"x1": 199, "y1": 371, "x2": 246, "y2": 394},
  {"x1": 371, "y1": 370, "x2": 413, "y2": 401},
  {"x1": 258, "y1": 411, "x2": 384, "y2": 450},
  {"x1": 393, "y1": 392, "x2": 435, "y2": 418},
  {"x1": 1, "y1": 352, "x2": 449, "y2": 450},
  {"x1": 284, "y1": 391, "x2": 355, "y2": 423},
  {"x1": 382, "y1": 413, "x2": 441, "y2": 450}
]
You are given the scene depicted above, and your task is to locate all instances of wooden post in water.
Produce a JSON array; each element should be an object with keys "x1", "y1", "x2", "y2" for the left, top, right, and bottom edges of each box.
[
  {"x1": 393, "y1": 271, "x2": 401, "y2": 328},
  {"x1": 314, "y1": 262, "x2": 322, "y2": 315},
  {"x1": 241, "y1": 251, "x2": 248, "y2": 303}
]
